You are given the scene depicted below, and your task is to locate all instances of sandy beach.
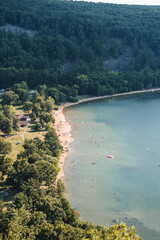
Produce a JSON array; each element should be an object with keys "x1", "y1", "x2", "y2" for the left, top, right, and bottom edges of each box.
[
  {"x1": 53, "y1": 104, "x2": 74, "y2": 180},
  {"x1": 54, "y1": 88, "x2": 160, "y2": 181}
]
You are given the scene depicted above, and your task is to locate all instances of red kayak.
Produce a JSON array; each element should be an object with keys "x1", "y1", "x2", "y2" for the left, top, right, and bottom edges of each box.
[{"x1": 107, "y1": 155, "x2": 114, "y2": 158}]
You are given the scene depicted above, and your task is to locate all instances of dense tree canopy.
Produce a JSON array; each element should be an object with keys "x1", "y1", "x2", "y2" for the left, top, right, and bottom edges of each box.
[{"x1": 0, "y1": 0, "x2": 159, "y2": 97}]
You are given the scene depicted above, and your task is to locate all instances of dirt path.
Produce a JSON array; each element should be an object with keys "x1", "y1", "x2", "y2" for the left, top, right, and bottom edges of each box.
[{"x1": 21, "y1": 123, "x2": 29, "y2": 141}]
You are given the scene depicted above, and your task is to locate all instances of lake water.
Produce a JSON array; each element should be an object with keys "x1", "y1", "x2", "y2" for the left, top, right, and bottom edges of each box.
[{"x1": 64, "y1": 93, "x2": 160, "y2": 240}]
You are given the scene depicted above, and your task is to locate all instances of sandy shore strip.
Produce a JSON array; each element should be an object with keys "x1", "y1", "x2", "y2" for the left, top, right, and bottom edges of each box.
[
  {"x1": 54, "y1": 88, "x2": 160, "y2": 181},
  {"x1": 53, "y1": 105, "x2": 74, "y2": 180}
]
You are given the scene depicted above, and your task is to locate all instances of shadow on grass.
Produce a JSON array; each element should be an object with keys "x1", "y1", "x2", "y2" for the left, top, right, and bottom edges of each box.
[
  {"x1": 15, "y1": 106, "x2": 23, "y2": 111},
  {"x1": 28, "y1": 123, "x2": 35, "y2": 132},
  {"x1": 28, "y1": 123, "x2": 46, "y2": 133}
]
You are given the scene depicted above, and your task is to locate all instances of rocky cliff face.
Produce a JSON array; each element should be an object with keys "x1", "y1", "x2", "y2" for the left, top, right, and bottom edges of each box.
[
  {"x1": 0, "y1": 24, "x2": 37, "y2": 37},
  {"x1": 104, "y1": 39, "x2": 132, "y2": 72}
]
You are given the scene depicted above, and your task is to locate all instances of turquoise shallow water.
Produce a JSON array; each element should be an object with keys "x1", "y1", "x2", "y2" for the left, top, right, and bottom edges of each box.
[{"x1": 64, "y1": 93, "x2": 160, "y2": 240}]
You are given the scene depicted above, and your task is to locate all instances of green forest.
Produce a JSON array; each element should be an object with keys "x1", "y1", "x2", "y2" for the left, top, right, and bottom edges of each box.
[
  {"x1": 0, "y1": 0, "x2": 159, "y2": 238},
  {"x1": 0, "y1": 0, "x2": 160, "y2": 99}
]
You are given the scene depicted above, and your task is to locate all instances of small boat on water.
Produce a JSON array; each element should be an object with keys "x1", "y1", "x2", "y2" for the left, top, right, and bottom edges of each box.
[
  {"x1": 92, "y1": 162, "x2": 97, "y2": 165},
  {"x1": 107, "y1": 155, "x2": 114, "y2": 158}
]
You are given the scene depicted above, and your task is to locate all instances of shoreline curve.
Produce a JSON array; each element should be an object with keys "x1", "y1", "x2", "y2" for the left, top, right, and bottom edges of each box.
[{"x1": 54, "y1": 88, "x2": 160, "y2": 181}]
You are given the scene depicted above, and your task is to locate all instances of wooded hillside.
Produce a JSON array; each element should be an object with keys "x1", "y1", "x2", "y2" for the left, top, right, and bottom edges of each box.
[{"x1": 0, "y1": 0, "x2": 160, "y2": 97}]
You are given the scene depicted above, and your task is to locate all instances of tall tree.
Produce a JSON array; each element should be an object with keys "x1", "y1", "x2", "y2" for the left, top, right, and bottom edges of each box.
[{"x1": 2, "y1": 91, "x2": 19, "y2": 105}]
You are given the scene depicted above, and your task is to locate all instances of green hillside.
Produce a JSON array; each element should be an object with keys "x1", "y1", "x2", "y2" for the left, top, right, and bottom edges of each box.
[{"x1": 0, "y1": 0, "x2": 160, "y2": 97}]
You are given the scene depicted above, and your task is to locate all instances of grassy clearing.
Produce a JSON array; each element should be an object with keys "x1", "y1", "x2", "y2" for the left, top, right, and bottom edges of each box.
[
  {"x1": 7, "y1": 135, "x2": 23, "y2": 160},
  {"x1": 6, "y1": 107, "x2": 47, "y2": 159},
  {"x1": 4, "y1": 104, "x2": 57, "y2": 160},
  {"x1": 24, "y1": 130, "x2": 47, "y2": 141},
  {"x1": 7, "y1": 124, "x2": 46, "y2": 160},
  {"x1": 14, "y1": 105, "x2": 25, "y2": 115},
  {"x1": 24, "y1": 122, "x2": 47, "y2": 140}
]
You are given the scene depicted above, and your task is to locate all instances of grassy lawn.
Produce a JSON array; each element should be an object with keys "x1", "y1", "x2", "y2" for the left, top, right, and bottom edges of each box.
[
  {"x1": 25, "y1": 129, "x2": 47, "y2": 141},
  {"x1": 24, "y1": 122, "x2": 47, "y2": 140},
  {"x1": 5, "y1": 106, "x2": 47, "y2": 160},
  {"x1": 14, "y1": 105, "x2": 25, "y2": 115},
  {"x1": 7, "y1": 124, "x2": 47, "y2": 160},
  {"x1": 2, "y1": 104, "x2": 57, "y2": 160},
  {"x1": 7, "y1": 135, "x2": 23, "y2": 160}
]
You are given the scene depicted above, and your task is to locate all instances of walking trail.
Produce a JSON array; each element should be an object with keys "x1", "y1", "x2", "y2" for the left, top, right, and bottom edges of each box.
[{"x1": 21, "y1": 123, "x2": 29, "y2": 141}]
